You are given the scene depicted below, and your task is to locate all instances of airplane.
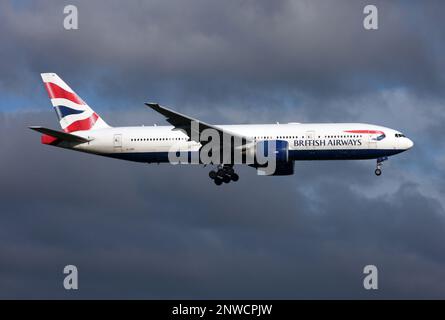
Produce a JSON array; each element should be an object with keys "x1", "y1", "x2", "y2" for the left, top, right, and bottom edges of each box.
[{"x1": 30, "y1": 73, "x2": 414, "y2": 185}]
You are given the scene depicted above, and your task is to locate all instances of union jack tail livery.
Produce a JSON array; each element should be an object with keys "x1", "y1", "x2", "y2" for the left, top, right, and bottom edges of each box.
[{"x1": 41, "y1": 73, "x2": 110, "y2": 132}]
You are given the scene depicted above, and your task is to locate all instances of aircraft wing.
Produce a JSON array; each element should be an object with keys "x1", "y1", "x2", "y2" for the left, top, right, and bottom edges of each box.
[{"x1": 145, "y1": 103, "x2": 251, "y2": 147}]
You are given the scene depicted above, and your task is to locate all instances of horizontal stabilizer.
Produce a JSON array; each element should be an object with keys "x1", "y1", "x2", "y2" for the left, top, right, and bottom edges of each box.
[{"x1": 29, "y1": 126, "x2": 91, "y2": 143}]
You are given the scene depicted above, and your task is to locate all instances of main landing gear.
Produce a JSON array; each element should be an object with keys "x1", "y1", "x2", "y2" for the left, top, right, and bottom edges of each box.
[
  {"x1": 375, "y1": 157, "x2": 388, "y2": 176},
  {"x1": 209, "y1": 165, "x2": 239, "y2": 185}
]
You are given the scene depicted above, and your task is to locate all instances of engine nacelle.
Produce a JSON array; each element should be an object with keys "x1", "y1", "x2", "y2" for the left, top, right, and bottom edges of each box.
[
  {"x1": 256, "y1": 160, "x2": 294, "y2": 176},
  {"x1": 245, "y1": 140, "x2": 294, "y2": 176},
  {"x1": 244, "y1": 139, "x2": 289, "y2": 163},
  {"x1": 255, "y1": 140, "x2": 289, "y2": 163}
]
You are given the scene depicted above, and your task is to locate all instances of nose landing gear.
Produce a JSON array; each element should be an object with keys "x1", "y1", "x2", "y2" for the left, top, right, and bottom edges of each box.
[
  {"x1": 209, "y1": 165, "x2": 239, "y2": 185},
  {"x1": 375, "y1": 157, "x2": 388, "y2": 176}
]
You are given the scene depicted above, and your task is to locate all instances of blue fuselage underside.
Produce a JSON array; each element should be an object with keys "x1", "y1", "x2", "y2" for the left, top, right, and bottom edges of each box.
[{"x1": 104, "y1": 149, "x2": 404, "y2": 163}]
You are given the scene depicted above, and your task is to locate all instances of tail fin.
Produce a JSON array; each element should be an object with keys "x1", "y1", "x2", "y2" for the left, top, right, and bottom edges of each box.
[{"x1": 41, "y1": 73, "x2": 110, "y2": 133}]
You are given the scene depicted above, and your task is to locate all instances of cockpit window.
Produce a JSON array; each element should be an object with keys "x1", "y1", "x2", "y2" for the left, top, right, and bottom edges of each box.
[{"x1": 395, "y1": 133, "x2": 406, "y2": 138}]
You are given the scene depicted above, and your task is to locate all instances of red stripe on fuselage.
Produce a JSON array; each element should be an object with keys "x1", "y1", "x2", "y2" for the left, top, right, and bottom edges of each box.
[
  {"x1": 44, "y1": 82, "x2": 85, "y2": 105},
  {"x1": 344, "y1": 130, "x2": 384, "y2": 135},
  {"x1": 64, "y1": 113, "x2": 99, "y2": 133}
]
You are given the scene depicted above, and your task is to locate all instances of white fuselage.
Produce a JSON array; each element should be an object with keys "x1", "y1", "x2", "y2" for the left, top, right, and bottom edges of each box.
[
  {"x1": 34, "y1": 73, "x2": 415, "y2": 181},
  {"x1": 68, "y1": 122, "x2": 413, "y2": 164}
]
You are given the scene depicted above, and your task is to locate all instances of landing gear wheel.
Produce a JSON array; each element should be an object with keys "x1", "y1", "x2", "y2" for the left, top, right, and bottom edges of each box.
[
  {"x1": 209, "y1": 170, "x2": 217, "y2": 179},
  {"x1": 374, "y1": 157, "x2": 387, "y2": 176},
  {"x1": 225, "y1": 167, "x2": 234, "y2": 175},
  {"x1": 209, "y1": 166, "x2": 239, "y2": 184}
]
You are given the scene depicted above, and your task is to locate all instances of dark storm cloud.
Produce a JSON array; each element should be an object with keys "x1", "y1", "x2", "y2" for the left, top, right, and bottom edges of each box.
[
  {"x1": 1, "y1": 0, "x2": 445, "y2": 299},
  {"x1": 1, "y1": 0, "x2": 445, "y2": 110},
  {"x1": 1, "y1": 113, "x2": 445, "y2": 299}
]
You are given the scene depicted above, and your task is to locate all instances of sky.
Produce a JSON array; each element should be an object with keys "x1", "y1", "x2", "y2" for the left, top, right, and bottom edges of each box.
[{"x1": 1, "y1": 0, "x2": 445, "y2": 299}]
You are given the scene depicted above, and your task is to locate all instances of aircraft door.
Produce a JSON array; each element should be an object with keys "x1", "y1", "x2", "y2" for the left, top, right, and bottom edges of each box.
[
  {"x1": 306, "y1": 131, "x2": 315, "y2": 141},
  {"x1": 113, "y1": 134, "x2": 122, "y2": 151},
  {"x1": 305, "y1": 130, "x2": 317, "y2": 157},
  {"x1": 368, "y1": 134, "x2": 376, "y2": 149}
]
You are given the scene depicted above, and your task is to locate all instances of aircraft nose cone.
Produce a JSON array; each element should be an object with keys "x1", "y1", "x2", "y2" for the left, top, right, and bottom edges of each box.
[{"x1": 406, "y1": 138, "x2": 414, "y2": 150}]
